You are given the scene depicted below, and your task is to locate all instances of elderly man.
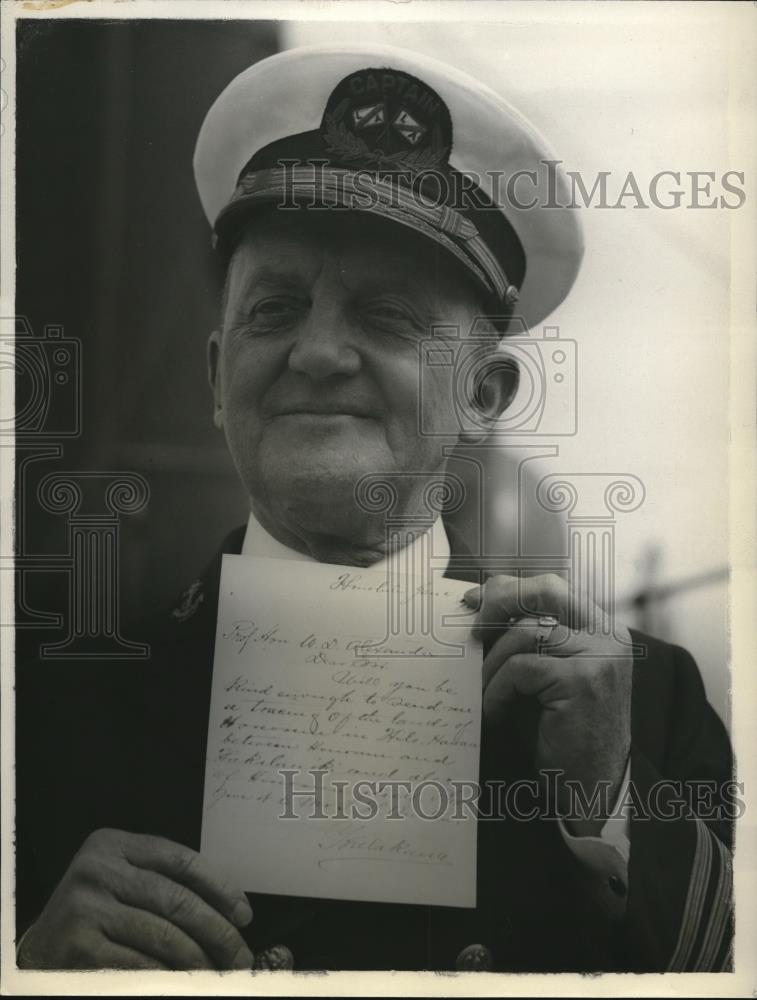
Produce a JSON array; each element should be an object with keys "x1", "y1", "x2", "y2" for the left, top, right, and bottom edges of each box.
[{"x1": 16, "y1": 45, "x2": 733, "y2": 973}]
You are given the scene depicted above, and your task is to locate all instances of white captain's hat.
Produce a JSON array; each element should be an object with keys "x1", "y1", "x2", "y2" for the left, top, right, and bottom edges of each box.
[{"x1": 194, "y1": 44, "x2": 583, "y2": 329}]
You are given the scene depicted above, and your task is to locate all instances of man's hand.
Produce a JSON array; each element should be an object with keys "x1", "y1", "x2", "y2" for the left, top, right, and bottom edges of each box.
[
  {"x1": 465, "y1": 574, "x2": 632, "y2": 834},
  {"x1": 17, "y1": 829, "x2": 254, "y2": 970}
]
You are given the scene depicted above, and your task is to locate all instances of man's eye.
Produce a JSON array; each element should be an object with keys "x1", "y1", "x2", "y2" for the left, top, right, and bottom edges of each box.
[
  {"x1": 253, "y1": 298, "x2": 300, "y2": 317},
  {"x1": 364, "y1": 302, "x2": 420, "y2": 328}
]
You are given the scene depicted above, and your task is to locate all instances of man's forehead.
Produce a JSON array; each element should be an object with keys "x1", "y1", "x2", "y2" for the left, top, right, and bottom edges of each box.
[{"x1": 229, "y1": 209, "x2": 481, "y2": 299}]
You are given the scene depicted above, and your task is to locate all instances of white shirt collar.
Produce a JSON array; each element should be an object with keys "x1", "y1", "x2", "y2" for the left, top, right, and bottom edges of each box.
[{"x1": 241, "y1": 511, "x2": 451, "y2": 573}]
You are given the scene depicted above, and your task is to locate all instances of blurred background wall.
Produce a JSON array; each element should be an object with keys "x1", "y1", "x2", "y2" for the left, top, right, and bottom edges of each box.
[
  {"x1": 13, "y1": 13, "x2": 731, "y2": 725},
  {"x1": 14, "y1": 18, "x2": 278, "y2": 649}
]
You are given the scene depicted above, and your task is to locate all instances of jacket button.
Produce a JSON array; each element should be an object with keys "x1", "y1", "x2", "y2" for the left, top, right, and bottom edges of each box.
[
  {"x1": 608, "y1": 875, "x2": 627, "y2": 897},
  {"x1": 254, "y1": 944, "x2": 294, "y2": 970},
  {"x1": 455, "y1": 943, "x2": 493, "y2": 971}
]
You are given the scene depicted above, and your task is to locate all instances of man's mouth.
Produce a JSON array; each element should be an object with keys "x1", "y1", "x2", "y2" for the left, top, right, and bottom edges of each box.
[{"x1": 271, "y1": 404, "x2": 379, "y2": 419}]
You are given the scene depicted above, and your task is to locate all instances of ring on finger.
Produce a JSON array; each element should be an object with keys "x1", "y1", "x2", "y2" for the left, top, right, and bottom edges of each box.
[{"x1": 535, "y1": 614, "x2": 560, "y2": 653}]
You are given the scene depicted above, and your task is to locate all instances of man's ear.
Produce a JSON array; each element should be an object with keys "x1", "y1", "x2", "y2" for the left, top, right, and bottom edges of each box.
[
  {"x1": 206, "y1": 330, "x2": 224, "y2": 430},
  {"x1": 459, "y1": 353, "x2": 520, "y2": 443}
]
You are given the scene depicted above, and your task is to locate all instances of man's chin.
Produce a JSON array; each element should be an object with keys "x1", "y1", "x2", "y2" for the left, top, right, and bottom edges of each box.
[
  {"x1": 264, "y1": 464, "x2": 376, "y2": 505},
  {"x1": 256, "y1": 440, "x2": 393, "y2": 528}
]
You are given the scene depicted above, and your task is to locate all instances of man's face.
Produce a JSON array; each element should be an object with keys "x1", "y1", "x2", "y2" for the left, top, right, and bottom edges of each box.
[{"x1": 208, "y1": 209, "x2": 506, "y2": 547}]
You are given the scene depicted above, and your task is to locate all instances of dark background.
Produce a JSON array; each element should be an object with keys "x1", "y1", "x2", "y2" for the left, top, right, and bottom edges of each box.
[{"x1": 15, "y1": 19, "x2": 279, "y2": 641}]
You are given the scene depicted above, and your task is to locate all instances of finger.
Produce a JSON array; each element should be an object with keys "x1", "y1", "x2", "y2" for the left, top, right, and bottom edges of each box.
[
  {"x1": 97, "y1": 934, "x2": 171, "y2": 970},
  {"x1": 461, "y1": 569, "x2": 505, "y2": 609},
  {"x1": 483, "y1": 653, "x2": 560, "y2": 720},
  {"x1": 482, "y1": 620, "x2": 582, "y2": 688},
  {"x1": 101, "y1": 902, "x2": 216, "y2": 970},
  {"x1": 466, "y1": 574, "x2": 601, "y2": 638},
  {"x1": 50, "y1": 925, "x2": 171, "y2": 971},
  {"x1": 119, "y1": 833, "x2": 252, "y2": 928},
  {"x1": 469, "y1": 575, "x2": 567, "y2": 639},
  {"x1": 103, "y1": 859, "x2": 254, "y2": 970}
]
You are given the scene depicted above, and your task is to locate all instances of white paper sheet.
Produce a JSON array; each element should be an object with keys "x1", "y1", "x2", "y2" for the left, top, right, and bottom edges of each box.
[{"x1": 201, "y1": 555, "x2": 482, "y2": 908}]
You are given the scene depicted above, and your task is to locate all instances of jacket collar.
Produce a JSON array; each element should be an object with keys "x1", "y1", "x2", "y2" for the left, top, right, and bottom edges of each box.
[{"x1": 169, "y1": 516, "x2": 480, "y2": 631}]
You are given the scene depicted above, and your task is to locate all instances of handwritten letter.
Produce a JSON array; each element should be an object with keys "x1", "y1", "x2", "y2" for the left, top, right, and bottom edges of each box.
[{"x1": 201, "y1": 555, "x2": 482, "y2": 908}]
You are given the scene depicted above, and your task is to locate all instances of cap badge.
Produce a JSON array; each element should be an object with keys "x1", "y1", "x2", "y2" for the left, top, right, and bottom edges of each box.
[{"x1": 321, "y1": 68, "x2": 451, "y2": 176}]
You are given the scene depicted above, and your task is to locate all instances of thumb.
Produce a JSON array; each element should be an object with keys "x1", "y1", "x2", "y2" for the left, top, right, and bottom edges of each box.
[{"x1": 462, "y1": 586, "x2": 481, "y2": 609}]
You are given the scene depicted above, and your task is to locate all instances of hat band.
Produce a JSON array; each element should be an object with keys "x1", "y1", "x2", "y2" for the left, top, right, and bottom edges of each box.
[{"x1": 216, "y1": 165, "x2": 512, "y2": 301}]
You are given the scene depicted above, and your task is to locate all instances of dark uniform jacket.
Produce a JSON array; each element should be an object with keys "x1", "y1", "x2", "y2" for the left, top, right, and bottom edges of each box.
[{"x1": 16, "y1": 525, "x2": 734, "y2": 972}]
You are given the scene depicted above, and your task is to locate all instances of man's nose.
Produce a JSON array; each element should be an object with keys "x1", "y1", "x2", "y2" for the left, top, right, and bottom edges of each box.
[{"x1": 287, "y1": 301, "x2": 361, "y2": 381}]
